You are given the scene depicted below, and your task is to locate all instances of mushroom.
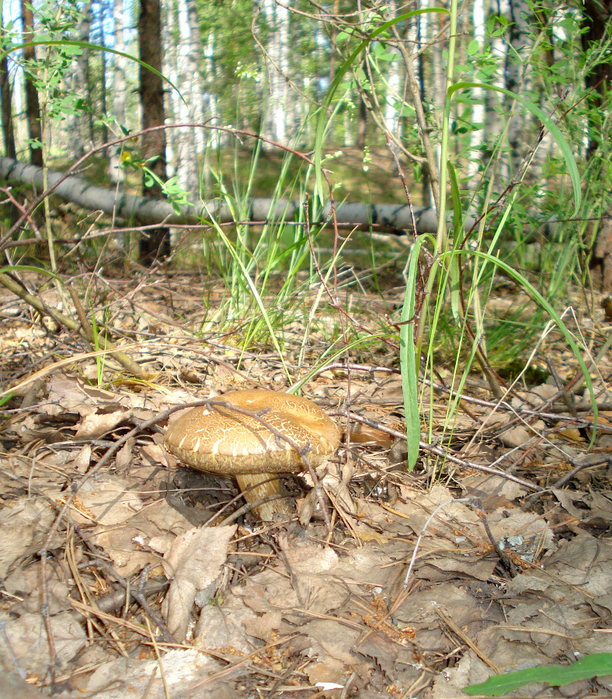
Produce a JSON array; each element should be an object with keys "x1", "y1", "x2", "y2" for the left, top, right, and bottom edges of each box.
[{"x1": 164, "y1": 389, "x2": 341, "y2": 521}]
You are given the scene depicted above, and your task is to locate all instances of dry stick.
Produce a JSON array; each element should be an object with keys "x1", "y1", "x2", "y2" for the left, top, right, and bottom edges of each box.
[
  {"x1": 0, "y1": 272, "x2": 143, "y2": 378},
  {"x1": 475, "y1": 508, "x2": 518, "y2": 578},
  {"x1": 0, "y1": 185, "x2": 44, "y2": 239},
  {"x1": 525, "y1": 454, "x2": 612, "y2": 508},
  {"x1": 96, "y1": 580, "x2": 169, "y2": 615},
  {"x1": 187, "y1": 635, "x2": 299, "y2": 690},
  {"x1": 145, "y1": 617, "x2": 170, "y2": 699},
  {"x1": 67, "y1": 285, "x2": 95, "y2": 350},
  {"x1": 96, "y1": 564, "x2": 175, "y2": 644},
  {"x1": 546, "y1": 357, "x2": 577, "y2": 418}
]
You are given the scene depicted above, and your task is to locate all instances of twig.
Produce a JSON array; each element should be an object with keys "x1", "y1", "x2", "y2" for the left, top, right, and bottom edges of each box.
[
  {"x1": 97, "y1": 564, "x2": 175, "y2": 644},
  {"x1": 435, "y1": 606, "x2": 501, "y2": 674}
]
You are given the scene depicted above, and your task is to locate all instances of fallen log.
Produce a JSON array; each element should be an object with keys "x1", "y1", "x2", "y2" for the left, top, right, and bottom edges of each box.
[{"x1": 0, "y1": 155, "x2": 475, "y2": 234}]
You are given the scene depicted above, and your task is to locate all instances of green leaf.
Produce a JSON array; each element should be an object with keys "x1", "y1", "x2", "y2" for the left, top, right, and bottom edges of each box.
[
  {"x1": 464, "y1": 654, "x2": 612, "y2": 696},
  {"x1": 448, "y1": 82, "x2": 581, "y2": 216},
  {"x1": 467, "y1": 39, "x2": 480, "y2": 56}
]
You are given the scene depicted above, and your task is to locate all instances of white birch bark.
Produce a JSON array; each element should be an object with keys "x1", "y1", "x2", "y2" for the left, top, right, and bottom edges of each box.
[
  {"x1": 0, "y1": 155, "x2": 460, "y2": 234},
  {"x1": 430, "y1": 0, "x2": 445, "y2": 113},
  {"x1": 110, "y1": 0, "x2": 127, "y2": 183},
  {"x1": 203, "y1": 32, "x2": 220, "y2": 150},
  {"x1": 261, "y1": 0, "x2": 290, "y2": 147},
  {"x1": 384, "y1": 0, "x2": 401, "y2": 137},
  {"x1": 173, "y1": 0, "x2": 205, "y2": 195},
  {"x1": 505, "y1": 0, "x2": 534, "y2": 177}
]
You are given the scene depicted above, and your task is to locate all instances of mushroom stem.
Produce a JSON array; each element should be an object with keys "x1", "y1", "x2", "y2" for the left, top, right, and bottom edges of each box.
[{"x1": 235, "y1": 473, "x2": 293, "y2": 521}]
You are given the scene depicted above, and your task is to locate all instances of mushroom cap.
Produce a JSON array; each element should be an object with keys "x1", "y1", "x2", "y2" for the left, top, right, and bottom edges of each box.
[{"x1": 164, "y1": 389, "x2": 341, "y2": 475}]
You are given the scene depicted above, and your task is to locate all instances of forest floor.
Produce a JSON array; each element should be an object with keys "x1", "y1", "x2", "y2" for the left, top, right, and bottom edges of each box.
[{"x1": 0, "y1": 263, "x2": 611, "y2": 699}]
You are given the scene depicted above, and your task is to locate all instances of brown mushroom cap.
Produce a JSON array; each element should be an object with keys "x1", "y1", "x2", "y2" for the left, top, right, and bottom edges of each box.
[{"x1": 164, "y1": 389, "x2": 340, "y2": 519}]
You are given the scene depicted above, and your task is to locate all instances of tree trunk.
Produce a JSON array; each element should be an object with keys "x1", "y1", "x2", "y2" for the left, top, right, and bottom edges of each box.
[
  {"x1": 0, "y1": 53, "x2": 16, "y2": 159},
  {"x1": 467, "y1": 0, "x2": 485, "y2": 187},
  {"x1": 485, "y1": 0, "x2": 510, "y2": 182},
  {"x1": 355, "y1": 94, "x2": 367, "y2": 149},
  {"x1": 0, "y1": 155, "x2": 456, "y2": 236},
  {"x1": 261, "y1": 0, "x2": 290, "y2": 147},
  {"x1": 138, "y1": 0, "x2": 170, "y2": 263},
  {"x1": 504, "y1": 0, "x2": 533, "y2": 178},
  {"x1": 97, "y1": 0, "x2": 108, "y2": 146},
  {"x1": 582, "y1": 0, "x2": 612, "y2": 289},
  {"x1": 384, "y1": 0, "x2": 401, "y2": 138},
  {"x1": 20, "y1": 0, "x2": 43, "y2": 167},
  {"x1": 110, "y1": 0, "x2": 127, "y2": 183},
  {"x1": 203, "y1": 32, "x2": 220, "y2": 151},
  {"x1": 175, "y1": 0, "x2": 206, "y2": 197}
]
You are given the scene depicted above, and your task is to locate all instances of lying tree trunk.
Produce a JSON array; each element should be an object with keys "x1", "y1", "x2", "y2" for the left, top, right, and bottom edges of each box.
[{"x1": 0, "y1": 155, "x2": 469, "y2": 236}]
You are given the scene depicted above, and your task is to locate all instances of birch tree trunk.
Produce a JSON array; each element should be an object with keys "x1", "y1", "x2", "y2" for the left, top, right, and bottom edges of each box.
[
  {"x1": 486, "y1": 0, "x2": 510, "y2": 182},
  {"x1": 174, "y1": 0, "x2": 206, "y2": 197},
  {"x1": 110, "y1": 0, "x2": 127, "y2": 183},
  {"x1": 162, "y1": 0, "x2": 177, "y2": 180},
  {"x1": 384, "y1": 0, "x2": 400, "y2": 138},
  {"x1": 505, "y1": 0, "x2": 533, "y2": 178},
  {"x1": 203, "y1": 32, "x2": 220, "y2": 150},
  {"x1": 96, "y1": 0, "x2": 108, "y2": 146},
  {"x1": 261, "y1": 0, "x2": 290, "y2": 147}
]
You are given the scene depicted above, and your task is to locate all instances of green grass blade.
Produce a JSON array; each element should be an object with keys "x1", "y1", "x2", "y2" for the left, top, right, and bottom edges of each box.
[
  {"x1": 202, "y1": 208, "x2": 291, "y2": 381},
  {"x1": 400, "y1": 238, "x2": 428, "y2": 470},
  {"x1": 464, "y1": 653, "x2": 612, "y2": 696}
]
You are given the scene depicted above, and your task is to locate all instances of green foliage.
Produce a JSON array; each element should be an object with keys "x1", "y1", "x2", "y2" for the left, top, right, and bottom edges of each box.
[{"x1": 464, "y1": 654, "x2": 612, "y2": 696}]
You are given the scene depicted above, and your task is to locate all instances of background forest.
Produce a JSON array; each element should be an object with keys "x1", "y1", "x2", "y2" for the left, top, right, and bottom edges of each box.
[{"x1": 1, "y1": 0, "x2": 610, "y2": 231}]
